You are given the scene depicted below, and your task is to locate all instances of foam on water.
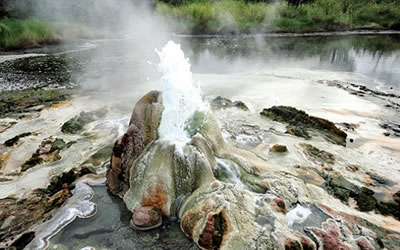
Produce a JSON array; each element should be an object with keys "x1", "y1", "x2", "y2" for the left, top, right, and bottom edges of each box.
[
  {"x1": 26, "y1": 178, "x2": 101, "y2": 249},
  {"x1": 286, "y1": 204, "x2": 312, "y2": 227},
  {"x1": 156, "y1": 41, "x2": 204, "y2": 147}
]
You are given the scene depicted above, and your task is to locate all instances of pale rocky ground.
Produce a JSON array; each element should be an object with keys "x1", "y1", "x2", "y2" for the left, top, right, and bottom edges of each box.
[{"x1": 1, "y1": 39, "x2": 400, "y2": 249}]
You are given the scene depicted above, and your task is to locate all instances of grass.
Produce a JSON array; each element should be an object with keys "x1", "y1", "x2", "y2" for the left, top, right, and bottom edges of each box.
[
  {"x1": 156, "y1": 0, "x2": 400, "y2": 34},
  {"x1": 0, "y1": 18, "x2": 58, "y2": 50},
  {"x1": 0, "y1": 88, "x2": 72, "y2": 117},
  {"x1": 157, "y1": 0, "x2": 277, "y2": 33}
]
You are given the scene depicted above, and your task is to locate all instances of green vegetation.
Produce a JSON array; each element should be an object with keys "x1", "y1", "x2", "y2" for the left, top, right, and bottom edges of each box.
[
  {"x1": 0, "y1": 18, "x2": 58, "y2": 49},
  {"x1": 61, "y1": 110, "x2": 107, "y2": 134},
  {"x1": 157, "y1": 0, "x2": 400, "y2": 34},
  {"x1": 0, "y1": 88, "x2": 72, "y2": 118},
  {"x1": 185, "y1": 110, "x2": 205, "y2": 137}
]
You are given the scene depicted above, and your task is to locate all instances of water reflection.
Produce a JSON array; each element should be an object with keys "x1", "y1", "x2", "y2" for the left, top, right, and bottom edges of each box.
[
  {"x1": 180, "y1": 35, "x2": 400, "y2": 91},
  {"x1": 49, "y1": 186, "x2": 198, "y2": 249}
]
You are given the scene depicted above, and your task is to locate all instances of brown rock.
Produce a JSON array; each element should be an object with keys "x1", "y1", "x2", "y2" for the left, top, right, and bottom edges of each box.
[
  {"x1": 269, "y1": 144, "x2": 288, "y2": 153},
  {"x1": 346, "y1": 164, "x2": 359, "y2": 172},
  {"x1": 106, "y1": 91, "x2": 163, "y2": 197},
  {"x1": 131, "y1": 206, "x2": 162, "y2": 230},
  {"x1": 274, "y1": 198, "x2": 286, "y2": 213}
]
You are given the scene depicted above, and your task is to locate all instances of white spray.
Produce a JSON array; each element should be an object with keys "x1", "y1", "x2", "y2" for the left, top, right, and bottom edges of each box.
[{"x1": 156, "y1": 41, "x2": 204, "y2": 147}]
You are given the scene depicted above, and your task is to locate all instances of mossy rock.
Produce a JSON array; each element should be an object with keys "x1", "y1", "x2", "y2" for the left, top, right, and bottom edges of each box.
[
  {"x1": 300, "y1": 143, "x2": 335, "y2": 165},
  {"x1": 84, "y1": 144, "x2": 113, "y2": 166},
  {"x1": 51, "y1": 138, "x2": 67, "y2": 151},
  {"x1": 210, "y1": 96, "x2": 249, "y2": 111},
  {"x1": 61, "y1": 109, "x2": 107, "y2": 134},
  {"x1": 21, "y1": 137, "x2": 70, "y2": 172},
  {"x1": 269, "y1": 144, "x2": 288, "y2": 153},
  {"x1": 185, "y1": 111, "x2": 205, "y2": 137},
  {"x1": 329, "y1": 176, "x2": 359, "y2": 202},
  {"x1": 260, "y1": 106, "x2": 347, "y2": 146},
  {"x1": 286, "y1": 125, "x2": 311, "y2": 139},
  {"x1": 377, "y1": 201, "x2": 400, "y2": 220},
  {"x1": 356, "y1": 191, "x2": 377, "y2": 212},
  {"x1": 0, "y1": 88, "x2": 71, "y2": 118},
  {"x1": 3, "y1": 132, "x2": 32, "y2": 147}
]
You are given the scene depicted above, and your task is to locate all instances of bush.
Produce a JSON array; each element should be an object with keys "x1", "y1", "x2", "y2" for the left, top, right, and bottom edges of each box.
[
  {"x1": 157, "y1": 0, "x2": 400, "y2": 33},
  {"x1": 0, "y1": 18, "x2": 58, "y2": 49}
]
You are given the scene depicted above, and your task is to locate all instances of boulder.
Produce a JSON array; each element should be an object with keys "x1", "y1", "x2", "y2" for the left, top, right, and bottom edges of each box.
[
  {"x1": 270, "y1": 144, "x2": 288, "y2": 153},
  {"x1": 210, "y1": 96, "x2": 249, "y2": 111},
  {"x1": 106, "y1": 90, "x2": 163, "y2": 197},
  {"x1": 260, "y1": 106, "x2": 347, "y2": 146}
]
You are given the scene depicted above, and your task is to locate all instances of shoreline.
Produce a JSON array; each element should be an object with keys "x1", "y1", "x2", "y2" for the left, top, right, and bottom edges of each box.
[
  {"x1": 1, "y1": 29, "x2": 400, "y2": 53},
  {"x1": 173, "y1": 29, "x2": 400, "y2": 38}
]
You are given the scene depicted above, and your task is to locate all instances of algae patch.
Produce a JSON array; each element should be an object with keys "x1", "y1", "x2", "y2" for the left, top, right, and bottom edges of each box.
[
  {"x1": 21, "y1": 137, "x2": 74, "y2": 172},
  {"x1": 0, "y1": 88, "x2": 72, "y2": 118},
  {"x1": 260, "y1": 106, "x2": 347, "y2": 146},
  {"x1": 61, "y1": 109, "x2": 107, "y2": 134}
]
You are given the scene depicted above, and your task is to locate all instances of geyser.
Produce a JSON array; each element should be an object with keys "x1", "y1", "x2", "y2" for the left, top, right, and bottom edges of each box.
[
  {"x1": 156, "y1": 41, "x2": 204, "y2": 145},
  {"x1": 104, "y1": 40, "x2": 392, "y2": 250}
]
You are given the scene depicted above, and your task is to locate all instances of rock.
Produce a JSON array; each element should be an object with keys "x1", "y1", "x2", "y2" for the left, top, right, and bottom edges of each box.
[
  {"x1": 232, "y1": 100, "x2": 249, "y2": 111},
  {"x1": 355, "y1": 189, "x2": 377, "y2": 212},
  {"x1": 0, "y1": 88, "x2": 71, "y2": 118},
  {"x1": 300, "y1": 143, "x2": 335, "y2": 165},
  {"x1": 185, "y1": 111, "x2": 205, "y2": 137},
  {"x1": 210, "y1": 96, "x2": 249, "y2": 111},
  {"x1": 131, "y1": 206, "x2": 162, "y2": 230},
  {"x1": 0, "y1": 121, "x2": 17, "y2": 133},
  {"x1": 21, "y1": 137, "x2": 71, "y2": 172},
  {"x1": 83, "y1": 144, "x2": 113, "y2": 167},
  {"x1": 260, "y1": 106, "x2": 347, "y2": 146},
  {"x1": 305, "y1": 219, "x2": 351, "y2": 250},
  {"x1": 356, "y1": 236, "x2": 375, "y2": 250},
  {"x1": 61, "y1": 109, "x2": 107, "y2": 134},
  {"x1": 269, "y1": 144, "x2": 288, "y2": 153},
  {"x1": 346, "y1": 164, "x2": 359, "y2": 172},
  {"x1": 328, "y1": 175, "x2": 359, "y2": 202},
  {"x1": 366, "y1": 172, "x2": 394, "y2": 186},
  {"x1": 3, "y1": 132, "x2": 32, "y2": 147},
  {"x1": 9, "y1": 231, "x2": 36, "y2": 250},
  {"x1": 106, "y1": 90, "x2": 163, "y2": 197},
  {"x1": 0, "y1": 165, "x2": 95, "y2": 247},
  {"x1": 106, "y1": 91, "x2": 400, "y2": 250}
]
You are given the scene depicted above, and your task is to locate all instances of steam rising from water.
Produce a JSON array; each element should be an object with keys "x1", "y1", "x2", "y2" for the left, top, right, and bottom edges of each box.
[{"x1": 156, "y1": 41, "x2": 204, "y2": 145}]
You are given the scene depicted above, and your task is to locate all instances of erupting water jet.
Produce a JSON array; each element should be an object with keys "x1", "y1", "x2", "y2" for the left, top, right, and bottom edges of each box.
[{"x1": 156, "y1": 41, "x2": 204, "y2": 147}]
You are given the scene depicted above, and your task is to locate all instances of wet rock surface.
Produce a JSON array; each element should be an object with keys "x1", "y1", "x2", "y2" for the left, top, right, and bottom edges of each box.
[
  {"x1": 61, "y1": 109, "x2": 107, "y2": 134},
  {"x1": 3, "y1": 132, "x2": 32, "y2": 147},
  {"x1": 210, "y1": 96, "x2": 249, "y2": 111},
  {"x1": 317, "y1": 80, "x2": 400, "y2": 137},
  {"x1": 300, "y1": 143, "x2": 335, "y2": 165},
  {"x1": 1, "y1": 38, "x2": 400, "y2": 250},
  {"x1": 260, "y1": 106, "x2": 347, "y2": 146},
  {"x1": 0, "y1": 54, "x2": 81, "y2": 92},
  {"x1": 106, "y1": 90, "x2": 163, "y2": 197},
  {"x1": 49, "y1": 186, "x2": 199, "y2": 250},
  {"x1": 270, "y1": 144, "x2": 288, "y2": 153},
  {"x1": 21, "y1": 137, "x2": 74, "y2": 172},
  {"x1": 0, "y1": 166, "x2": 94, "y2": 249},
  {"x1": 131, "y1": 206, "x2": 162, "y2": 230},
  {"x1": 105, "y1": 92, "x2": 400, "y2": 250},
  {"x1": 380, "y1": 122, "x2": 400, "y2": 137},
  {"x1": 0, "y1": 88, "x2": 72, "y2": 118}
]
